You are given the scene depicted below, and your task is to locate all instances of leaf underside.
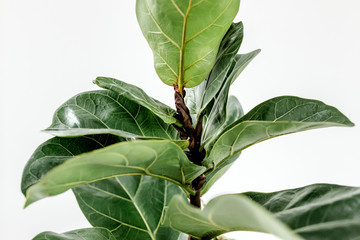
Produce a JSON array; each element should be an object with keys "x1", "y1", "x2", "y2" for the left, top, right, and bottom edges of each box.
[
  {"x1": 244, "y1": 184, "x2": 360, "y2": 240},
  {"x1": 33, "y1": 228, "x2": 116, "y2": 240},
  {"x1": 204, "y1": 96, "x2": 354, "y2": 169},
  {"x1": 164, "y1": 194, "x2": 303, "y2": 240},
  {"x1": 24, "y1": 140, "x2": 205, "y2": 207}
]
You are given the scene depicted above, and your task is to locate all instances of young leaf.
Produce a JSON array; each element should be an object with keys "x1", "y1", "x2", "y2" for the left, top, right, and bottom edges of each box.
[
  {"x1": 204, "y1": 96, "x2": 354, "y2": 169},
  {"x1": 185, "y1": 22, "x2": 245, "y2": 117},
  {"x1": 94, "y1": 77, "x2": 178, "y2": 125},
  {"x1": 201, "y1": 50, "x2": 261, "y2": 144},
  {"x1": 33, "y1": 228, "x2": 116, "y2": 240},
  {"x1": 44, "y1": 90, "x2": 178, "y2": 140},
  {"x1": 21, "y1": 135, "x2": 122, "y2": 195},
  {"x1": 164, "y1": 194, "x2": 303, "y2": 240},
  {"x1": 136, "y1": 0, "x2": 240, "y2": 90},
  {"x1": 73, "y1": 176, "x2": 187, "y2": 240},
  {"x1": 24, "y1": 140, "x2": 206, "y2": 207},
  {"x1": 244, "y1": 184, "x2": 360, "y2": 240}
]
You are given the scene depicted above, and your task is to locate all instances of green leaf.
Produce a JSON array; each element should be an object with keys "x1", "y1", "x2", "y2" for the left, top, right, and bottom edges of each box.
[
  {"x1": 94, "y1": 77, "x2": 178, "y2": 125},
  {"x1": 227, "y1": 49, "x2": 261, "y2": 85},
  {"x1": 33, "y1": 228, "x2": 116, "y2": 240},
  {"x1": 25, "y1": 140, "x2": 206, "y2": 207},
  {"x1": 244, "y1": 184, "x2": 360, "y2": 240},
  {"x1": 21, "y1": 136, "x2": 187, "y2": 239},
  {"x1": 44, "y1": 90, "x2": 178, "y2": 140},
  {"x1": 73, "y1": 176, "x2": 187, "y2": 240},
  {"x1": 136, "y1": 0, "x2": 240, "y2": 90},
  {"x1": 21, "y1": 135, "x2": 122, "y2": 196},
  {"x1": 204, "y1": 96, "x2": 354, "y2": 169},
  {"x1": 201, "y1": 50, "x2": 260, "y2": 144},
  {"x1": 201, "y1": 152, "x2": 240, "y2": 195},
  {"x1": 164, "y1": 194, "x2": 303, "y2": 240},
  {"x1": 185, "y1": 22, "x2": 244, "y2": 117}
]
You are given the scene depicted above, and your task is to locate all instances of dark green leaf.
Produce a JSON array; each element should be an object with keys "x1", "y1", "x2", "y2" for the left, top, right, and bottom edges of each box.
[
  {"x1": 244, "y1": 184, "x2": 360, "y2": 240},
  {"x1": 74, "y1": 176, "x2": 187, "y2": 240},
  {"x1": 21, "y1": 135, "x2": 122, "y2": 196},
  {"x1": 94, "y1": 77, "x2": 178, "y2": 125},
  {"x1": 25, "y1": 140, "x2": 206, "y2": 207},
  {"x1": 164, "y1": 194, "x2": 303, "y2": 240},
  {"x1": 204, "y1": 96, "x2": 354, "y2": 169},
  {"x1": 33, "y1": 228, "x2": 116, "y2": 240},
  {"x1": 44, "y1": 90, "x2": 178, "y2": 140},
  {"x1": 136, "y1": 0, "x2": 240, "y2": 89},
  {"x1": 201, "y1": 50, "x2": 260, "y2": 145}
]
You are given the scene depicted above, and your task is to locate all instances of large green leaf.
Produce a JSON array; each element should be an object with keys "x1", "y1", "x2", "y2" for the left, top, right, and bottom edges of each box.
[
  {"x1": 21, "y1": 134, "x2": 122, "y2": 195},
  {"x1": 74, "y1": 176, "x2": 187, "y2": 240},
  {"x1": 244, "y1": 184, "x2": 360, "y2": 240},
  {"x1": 185, "y1": 22, "x2": 244, "y2": 118},
  {"x1": 94, "y1": 77, "x2": 179, "y2": 125},
  {"x1": 44, "y1": 90, "x2": 178, "y2": 140},
  {"x1": 33, "y1": 228, "x2": 116, "y2": 240},
  {"x1": 204, "y1": 96, "x2": 354, "y2": 169},
  {"x1": 136, "y1": 0, "x2": 240, "y2": 89},
  {"x1": 164, "y1": 194, "x2": 303, "y2": 240},
  {"x1": 21, "y1": 136, "x2": 187, "y2": 239},
  {"x1": 25, "y1": 140, "x2": 206, "y2": 207}
]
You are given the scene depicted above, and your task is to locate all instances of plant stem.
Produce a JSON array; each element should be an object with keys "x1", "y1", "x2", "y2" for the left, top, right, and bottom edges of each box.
[{"x1": 173, "y1": 85, "x2": 206, "y2": 240}]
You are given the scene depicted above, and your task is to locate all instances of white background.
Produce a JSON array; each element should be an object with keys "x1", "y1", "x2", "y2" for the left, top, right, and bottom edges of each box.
[{"x1": 1, "y1": 1, "x2": 359, "y2": 239}]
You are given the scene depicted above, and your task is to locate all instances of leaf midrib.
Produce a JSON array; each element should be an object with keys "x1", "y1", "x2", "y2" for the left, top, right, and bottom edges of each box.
[
  {"x1": 115, "y1": 177, "x2": 156, "y2": 240},
  {"x1": 178, "y1": 0, "x2": 192, "y2": 91}
]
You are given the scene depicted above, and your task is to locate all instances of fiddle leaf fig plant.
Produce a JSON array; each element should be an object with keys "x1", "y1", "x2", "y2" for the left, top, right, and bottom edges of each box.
[{"x1": 22, "y1": 1, "x2": 358, "y2": 240}]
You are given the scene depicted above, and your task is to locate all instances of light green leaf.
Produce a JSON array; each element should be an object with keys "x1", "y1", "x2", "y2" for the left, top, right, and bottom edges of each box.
[
  {"x1": 164, "y1": 194, "x2": 303, "y2": 240},
  {"x1": 74, "y1": 176, "x2": 187, "y2": 240},
  {"x1": 204, "y1": 96, "x2": 354, "y2": 169},
  {"x1": 25, "y1": 140, "x2": 206, "y2": 207},
  {"x1": 244, "y1": 184, "x2": 360, "y2": 240},
  {"x1": 33, "y1": 228, "x2": 116, "y2": 240},
  {"x1": 21, "y1": 136, "x2": 187, "y2": 239},
  {"x1": 94, "y1": 77, "x2": 178, "y2": 125},
  {"x1": 136, "y1": 0, "x2": 240, "y2": 90},
  {"x1": 44, "y1": 90, "x2": 178, "y2": 140},
  {"x1": 21, "y1": 135, "x2": 122, "y2": 196},
  {"x1": 185, "y1": 22, "x2": 244, "y2": 118}
]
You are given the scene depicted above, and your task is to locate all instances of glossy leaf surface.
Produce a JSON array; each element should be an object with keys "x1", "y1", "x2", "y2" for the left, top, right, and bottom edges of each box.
[
  {"x1": 21, "y1": 136, "x2": 186, "y2": 239},
  {"x1": 94, "y1": 77, "x2": 178, "y2": 125},
  {"x1": 33, "y1": 228, "x2": 116, "y2": 240},
  {"x1": 21, "y1": 135, "x2": 122, "y2": 195},
  {"x1": 204, "y1": 96, "x2": 354, "y2": 168},
  {"x1": 185, "y1": 22, "x2": 244, "y2": 117},
  {"x1": 74, "y1": 176, "x2": 187, "y2": 240},
  {"x1": 25, "y1": 140, "x2": 206, "y2": 206},
  {"x1": 45, "y1": 90, "x2": 178, "y2": 140},
  {"x1": 244, "y1": 184, "x2": 360, "y2": 240},
  {"x1": 136, "y1": 0, "x2": 240, "y2": 89},
  {"x1": 164, "y1": 194, "x2": 303, "y2": 240}
]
